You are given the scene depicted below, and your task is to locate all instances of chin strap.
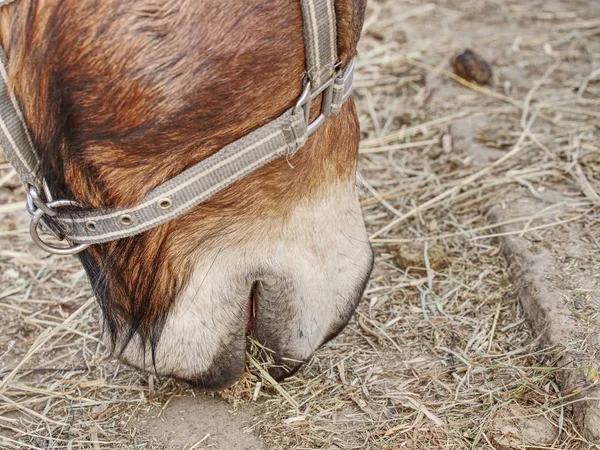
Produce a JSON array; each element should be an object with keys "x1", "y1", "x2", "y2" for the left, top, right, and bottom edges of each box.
[{"x1": 0, "y1": 0, "x2": 355, "y2": 253}]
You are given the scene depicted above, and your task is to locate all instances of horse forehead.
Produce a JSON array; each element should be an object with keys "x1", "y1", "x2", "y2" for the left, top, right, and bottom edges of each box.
[{"x1": 7, "y1": 0, "x2": 305, "y2": 207}]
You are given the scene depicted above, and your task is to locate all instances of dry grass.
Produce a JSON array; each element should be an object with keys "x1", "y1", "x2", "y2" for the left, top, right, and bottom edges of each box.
[{"x1": 1, "y1": 0, "x2": 599, "y2": 448}]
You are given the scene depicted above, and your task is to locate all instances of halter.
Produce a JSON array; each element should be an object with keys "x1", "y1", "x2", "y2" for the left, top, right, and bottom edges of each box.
[{"x1": 0, "y1": 0, "x2": 354, "y2": 255}]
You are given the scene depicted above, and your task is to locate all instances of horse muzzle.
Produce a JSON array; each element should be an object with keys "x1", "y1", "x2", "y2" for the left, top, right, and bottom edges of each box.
[{"x1": 115, "y1": 181, "x2": 373, "y2": 389}]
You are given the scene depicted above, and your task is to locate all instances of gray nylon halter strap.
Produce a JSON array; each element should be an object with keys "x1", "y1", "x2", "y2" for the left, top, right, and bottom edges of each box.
[
  {"x1": 300, "y1": 0, "x2": 338, "y2": 87},
  {"x1": 55, "y1": 65, "x2": 354, "y2": 244},
  {"x1": 0, "y1": 0, "x2": 41, "y2": 190},
  {"x1": 0, "y1": 40, "x2": 41, "y2": 190},
  {"x1": 0, "y1": 0, "x2": 355, "y2": 250}
]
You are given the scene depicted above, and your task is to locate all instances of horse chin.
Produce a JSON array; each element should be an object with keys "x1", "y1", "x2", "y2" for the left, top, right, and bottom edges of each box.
[{"x1": 112, "y1": 180, "x2": 373, "y2": 388}]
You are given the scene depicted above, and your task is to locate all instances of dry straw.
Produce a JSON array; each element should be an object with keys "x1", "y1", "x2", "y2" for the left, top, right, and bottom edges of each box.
[{"x1": 1, "y1": 0, "x2": 599, "y2": 448}]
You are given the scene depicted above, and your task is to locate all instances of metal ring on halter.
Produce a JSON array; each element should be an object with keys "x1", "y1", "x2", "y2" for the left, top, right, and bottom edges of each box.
[
  {"x1": 27, "y1": 185, "x2": 57, "y2": 217},
  {"x1": 29, "y1": 199, "x2": 90, "y2": 255},
  {"x1": 293, "y1": 70, "x2": 340, "y2": 137}
]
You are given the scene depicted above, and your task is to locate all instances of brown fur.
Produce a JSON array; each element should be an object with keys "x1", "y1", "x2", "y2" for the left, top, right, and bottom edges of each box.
[{"x1": 0, "y1": 0, "x2": 366, "y2": 356}]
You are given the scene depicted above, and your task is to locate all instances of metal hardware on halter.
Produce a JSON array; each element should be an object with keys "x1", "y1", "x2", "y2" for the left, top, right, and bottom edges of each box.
[
  {"x1": 294, "y1": 71, "x2": 339, "y2": 137},
  {"x1": 26, "y1": 185, "x2": 90, "y2": 255}
]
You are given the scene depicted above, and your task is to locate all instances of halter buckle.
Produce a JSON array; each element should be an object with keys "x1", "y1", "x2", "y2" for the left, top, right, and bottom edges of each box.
[{"x1": 294, "y1": 71, "x2": 339, "y2": 137}]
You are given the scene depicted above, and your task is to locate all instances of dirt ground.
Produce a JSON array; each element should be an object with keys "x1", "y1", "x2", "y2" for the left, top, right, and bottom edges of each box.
[
  {"x1": 1, "y1": 0, "x2": 599, "y2": 449},
  {"x1": 492, "y1": 190, "x2": 600, "y2": 443}
]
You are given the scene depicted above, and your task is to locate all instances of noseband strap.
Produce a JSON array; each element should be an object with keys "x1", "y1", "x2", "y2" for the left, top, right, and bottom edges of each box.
[{"x1": 0, "y1": 0, "x2": 355, "y2": 253}]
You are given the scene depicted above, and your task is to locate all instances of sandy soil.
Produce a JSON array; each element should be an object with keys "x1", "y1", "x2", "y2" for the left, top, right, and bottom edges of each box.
[
  {"x1": 135, "y1": 396, "x2": 263, "y2": 450},
  {"x1": 1, "y1": 0, "x2": 599, "y2": 449}
]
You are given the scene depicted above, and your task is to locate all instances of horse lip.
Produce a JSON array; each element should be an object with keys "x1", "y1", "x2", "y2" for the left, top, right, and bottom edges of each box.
[{"x1": 244, "y1": 287, "x2": 256, "y2": 330}]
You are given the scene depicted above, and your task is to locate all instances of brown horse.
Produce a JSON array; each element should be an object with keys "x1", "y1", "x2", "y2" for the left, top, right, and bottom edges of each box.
[{"x1": 0, "y1": 0, "x2": 372, "y2": 389}]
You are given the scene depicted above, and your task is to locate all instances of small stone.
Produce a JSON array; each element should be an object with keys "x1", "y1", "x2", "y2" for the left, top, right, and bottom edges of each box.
[
  {"x1": 450, "y1": 49, "x2": 493, "y2": 85},
  {"x1": 573, "y1": 301, "x2": 584, "y2": 310}
]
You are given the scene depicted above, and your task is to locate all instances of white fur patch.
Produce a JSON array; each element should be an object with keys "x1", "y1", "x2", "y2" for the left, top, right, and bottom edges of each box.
[{"x1": 119, "y1": 181, "x2": 373, "y2": 380}]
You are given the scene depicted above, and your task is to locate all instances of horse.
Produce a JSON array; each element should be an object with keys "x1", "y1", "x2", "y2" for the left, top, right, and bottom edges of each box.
[{"x1": 0, "y1": 0, "x2": 373, "y2": 389}]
